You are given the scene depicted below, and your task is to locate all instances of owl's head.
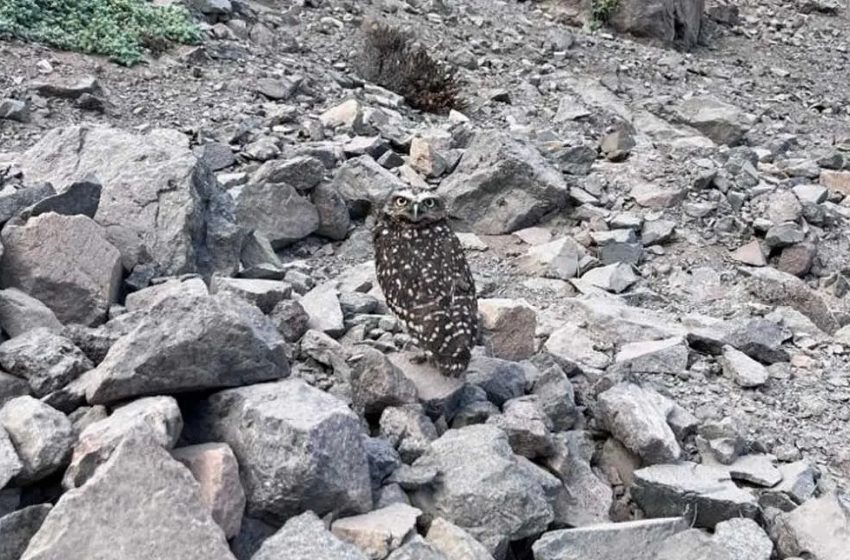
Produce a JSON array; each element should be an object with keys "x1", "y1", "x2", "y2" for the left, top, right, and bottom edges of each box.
[{"x1": 380, "y1": 188, "x2": 447, "y2": 226}]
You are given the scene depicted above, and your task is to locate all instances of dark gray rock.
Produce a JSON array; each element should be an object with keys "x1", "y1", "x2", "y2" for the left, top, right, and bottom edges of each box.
[
  {"x1": 531, "y1": 363, "x2": 578, "y2": 431},
  {"x1": 23, "y1": 178, "x2": 101, "y2": 220},
  {"x1": 609, "y1": 0, "x2": 704, "y2": 48},
  {"x1": 464, "y1": 354, "x2": 526, "y2": 406},
  {"x1": 229, "y1": 516, "x2": 276, "y2": 560},
  {"x1": 253, "y1": 156, "x2": 326, "y2": 192},
  {"x1": 63, "y1": 396, "x2": 182, "y2": 489},
  {"x1": 0, "y1": 328, "x2": 92, "y2": 397},
  {"x1": 0, "y1": 504, "x2": 52, "y2": 560},
  {"x1": 19, "y1": 434, "x2": 235, "y2": 560},
  {"x1": 533, "y1": 517, "x2": 688, "y2": 560},
  {"x1": 82, "y1": 293, "x2": 289, "y2": 404},
  {"x1": 0, "y1": 288, "x2": 62, "y2": 338},
  {"x1": 15, "y1": 125, "x2": 243, "y2": 277},
  {"x1": 379, "y1": 404, "x2": 438, "y2": 463},
  {"x1": 632, "y1": 462, "x2": 759, "y2": 528},
  {"x1": 0, "y1": 213, "x2": 122, "y2": 326},
  {"x1": 195, "y1": 143, "x2": 235, "y2": 171},
  {"x1": 0, "y1": 372, "x2": 29, "y2": 408},
  {"x1": 235, "y1": 182, "x2": 318, "y2": 248},
  {"x1": 674, "y1": 97, "x2": 750, "y2": 145},
  {"x1": 333, "y1": 156, "x2": 407, "y2": 218},
  {"x1": 188, "y1": 379, "x2": 371, "y2": 523},
  {"x1": 0, "y1": 397, "x2": 72, "y2": 484},
  {"x1": 252, "y1": 511, "x2": 366, "y2": 560},
  {"x1": 352, "y1": 347, "x2": 417, "y2": 416},
  {"x1": 0, "y1": 98, "x2": 30, "y2": 123},
  {"x1": 209, "y1": 276, "x2": 291, "y2": 314},
  {"x1": 486, "y1": 395, "x2": 554, "y2": 459},
  {"x1": 726, "y1": 319, "x2": 790, "y2": 364},
  {"x1": 0, "y1": 183, "x2": 55, "y2": 225},
  {"x1": 410, "y1": 424, "x2": 556, "y2": 553},
  {"x1": 544, "y1": 432, "x2": 613, "y2": 527},
  {"x1": 312, "y1": 182, "x2": 351, "y2": 240},
  {"x1": 437, "y1": 131, "x2": 568, "y2": 234},
  {"x1": 365, "y1": 436, "x2": 402, "y2": 491}
]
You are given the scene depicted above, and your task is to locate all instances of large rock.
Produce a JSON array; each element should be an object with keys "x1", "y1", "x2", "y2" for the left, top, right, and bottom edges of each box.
[
  {"x1": 632, "y1": 462, "x2": 759, "y2": 528},
  {"x1": 0, "y1": 183, "x2": 55, "y2": 225},
  {"x1": 544, "y1": 323, "x2": 610, "y2": 373},
  {"x1": 333, "y1": 156, "x2": 407, "y2": 218},
  {"x1": 172, "y1": 443, "x2": 245, "y2": 539},
  {"x1": 674, "y1": 97, "x2": 751, "y2": 145},
  {"x1": 0, "y1": 397, "x2": 72, "y2": 484},
  {"x1": 742, "y1": 266, "x2": 839, "y2": 334},
  {"x1": 0, "y1": 372, "x2": 28, "y2": 408},
  {"x1": 609, "y1": 0, "x2": 704, "y2": 48},
  {"x1": 426, "y1": 518, "x2": 494, "y2": 560},
  {"x1": 0, "y1": 504, "x2": 52, "y2": 560},
  {"x1": 123, "y1": 277, "x2": 208, "y2": 312},
  {"x1": 351, "y1": 347, "x2": 417, "y2": 415},
  {"x1": 235, "y1": 182, "x2": 318, "y2": 248},
  {"x1": 63, "y1": 396, "x2": 182, "y2": 489},
  {"x1": 719, "y1": 346, "x2": 768, "y2": 388},
  {"x1": 409, "y1": 424, "x2": 556, "y2": 552},
  {"x1": 0, "y1": 426, "x2": 22, "y2": 489},
  {"x1": 81, "y1": 293, "x2": 289, "y2": 404},
  {"x1": 437, "y1": 131, "x2": 568, "y2": 234},
  {"x1": 486, "y1": 396, "x2": 554, "y2": 459},
  {"x1": 532, "y1": 517, "x2": 688, "y2": 560},
  {"x1": 773, "y1": 492, "x2": 850, "y2": 560},
  {"x1": 477, "y1": 299, "x2": 537, "y2": 361},
  {"x1": 0, "y1": 289, "x2": 62, "y2": 337},
  {"x1": 209, "y1": 276, "x2": 291, "y2": 314},
  {"x1": 19, "y1": 435, "x2": 235, "y2": 560},
  {"x1": 0, "y1": 328, "x2": 92, "y2": 397},
  {"x1": 188, "y1": 379, "x2": 371, "y2": 523},
  {"x1": 0, "y1": 213, "x2": 121, "y2": 326},
  {"x1": 252, "y1": 511, "x2": 367, "y2": 560},
  {"x1": 15, "y1": 125, "x2": 243, "y2": 276},
  {"x1": 544, "y1": 432, "x2": 613, "y2": 527},
  {"x1": 597, "y1": 383, "x2": 681, "y2": 464}
]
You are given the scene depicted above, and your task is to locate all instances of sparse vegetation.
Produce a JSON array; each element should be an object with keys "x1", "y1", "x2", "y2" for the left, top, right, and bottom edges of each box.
[
  {"x1": 355, "y1": 19, "x2": 459, "y2": 114},
  {"x1": 591, "y1": 0, "x2": 620, "y2": 26},
  {"x1": 0, "y1": 0, "x2": 201, "y2": 66}
]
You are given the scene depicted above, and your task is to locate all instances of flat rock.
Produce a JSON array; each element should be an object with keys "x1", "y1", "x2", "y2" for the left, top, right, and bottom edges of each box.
[
  {"x1": 581, "y1": 263, "x2": 638, "y2": 293},
  {"x1": 742, "y1": 267, "x2": 838, "y2": 334},
  {"x1": 478, "y1": 299, "x2": 537, "y2": 361},
  {"x1": 0, "y1": 397, "x2": 72, "y2": 484},
  {"x1": 564, "y1": 297, "x2": 687, "y2": 345},
  {"x1": 410, "y1": 424, "x2": 556, "y2": 553},
  {"x1": 612, "y1": 337, "x2": 689, "y2": 375},
  {"x1": 386, "y1": 536, "x2": 449, "y2": 560},
  {"x1": 20, "y1": 435, "x2": 235, "y2": 560},
  {"x1": 209, "y1": 276, "x2": 290, "y2": 314},
  {"x1": 0, "y1": 328, "x2": 91, "y2": 397},
  {"x1": 731, "y1": 240, "x2": 767, "y2": 266},
  {"x1": 331, "y1": 503, "x2": 421, "y2": 559},
  {"x1": 0, "y1": 504, "x2": 52, "y2": 560},
  {"x1": 82, "y1": 293, "x2": 289, "y2": 404},
  {"x1": 123, "y1": 277, "x2": 208, "y2": 312},
  {"x1": 713, "y1": 518, "x2": 773, "y2": 560},
  {"x1": 63, "y1": 396, "x2": 182, "y2": 489},
  {"x1": 725, "y1": 454, "x2": 782, "y2": 487},
  {"x1": 235, "y1": 182, "x2": 318, "y2": 248},
  {"x1": 15, "y1": 125, "x2": 242, "y2": 276},
  {"x1": 544, "y1": 323, "x2": 610, "y2": 372},
  {"x1": 597, "y1": 383, "x2": 680, "y2": 464},
  {"x1": 773, "y1": 492, "x2": 850, "y2": 560},
  {"x1": 517, "y1": 237, "x2": 584, "y2": 280},
  {"x1": 0, "y1": 213, "x2": 121, "y2": 326},
  {"x1": 675, "y1": 97, "x2": 751, "y2": 145},
  {"x1": 720, "y1": 345, "x2": 769, "y2": 387},
  {"x1": 187, "y1": 379, "x2": 371, "y2": 523},
  {"x1": 253, "y1": 511, "x2": 367, "y2": 560},
  {"x1": 0, "y1": 288, "x2": 62, "y2": 337},
  {"x1": 532, "y1": 517, "x2": 688, "y2": 560},
  {"x1": 632, "y1": 462, "x2": 759, "y2": 528},
  {"x1": 172, "y1": 443, "x2": 245, "y2": 539},
  {"x1": 298, "y1": 283, "x2": 345, "y2": 337},
  {"x1": 437, "y1": 130, "x2": 568, "y2": 234},
  {"x1": 426, "y1": 517, "x2": 494, "y2": 560}
]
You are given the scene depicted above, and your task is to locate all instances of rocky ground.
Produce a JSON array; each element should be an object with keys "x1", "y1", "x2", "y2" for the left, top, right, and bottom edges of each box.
[{"x1": 2, "y1": 0, "x2": 850, "y2": 558}]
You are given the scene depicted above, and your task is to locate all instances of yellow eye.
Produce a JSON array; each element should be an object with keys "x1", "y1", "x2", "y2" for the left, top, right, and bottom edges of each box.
[{"x1": 394, "y1": 197, "x2": 409, "y2": 207}]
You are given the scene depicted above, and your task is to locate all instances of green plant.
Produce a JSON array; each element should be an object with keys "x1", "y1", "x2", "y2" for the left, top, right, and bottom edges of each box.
[
  {"x1": 0, "y1": 0, "x2": 201, "y2": 66},
  {"x1": 591, "y1": 0, "x2": 620, "y2": 26},
  {"x1": 354, "y1": 19, "x2": 459, "y2": 115}
]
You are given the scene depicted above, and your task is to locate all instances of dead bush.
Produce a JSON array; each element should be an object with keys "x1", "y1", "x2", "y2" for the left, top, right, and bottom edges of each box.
[{"x1": 355, "y1": 19, "x2": 459, "y2": 114}]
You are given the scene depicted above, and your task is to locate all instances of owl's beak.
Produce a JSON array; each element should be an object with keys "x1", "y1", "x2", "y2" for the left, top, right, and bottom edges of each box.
[{"x1": 412, "y1": 203, "x2": 419, "y2": 221}]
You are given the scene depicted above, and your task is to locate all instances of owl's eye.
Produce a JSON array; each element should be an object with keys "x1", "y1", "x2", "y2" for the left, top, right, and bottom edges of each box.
[
  {"x1": 394, "y1": 197, "x2": 409, "y2": 207},
  {"x1": 422, "y1": 198, "x2": 438, "y2": 209}
]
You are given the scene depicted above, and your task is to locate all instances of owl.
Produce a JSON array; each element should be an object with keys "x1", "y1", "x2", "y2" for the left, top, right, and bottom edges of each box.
[{"x1": 373, "y1": 188, "x2": 478, "y2": 377}]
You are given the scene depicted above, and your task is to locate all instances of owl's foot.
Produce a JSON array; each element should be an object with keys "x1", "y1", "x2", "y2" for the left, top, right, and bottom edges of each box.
[{"x1": 409, "y1": 350, "x2": 430, "y2": 364}]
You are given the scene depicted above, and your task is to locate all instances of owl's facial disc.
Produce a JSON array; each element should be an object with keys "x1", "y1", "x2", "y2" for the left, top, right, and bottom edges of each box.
[{"x1": 383, "y1": 190, "x2": 445, "y2": 225}]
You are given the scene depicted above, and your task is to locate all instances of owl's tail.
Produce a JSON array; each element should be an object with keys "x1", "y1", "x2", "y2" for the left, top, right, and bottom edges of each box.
[{"x1": 434, "y1": 352, "x2": 471, "y2": 378}]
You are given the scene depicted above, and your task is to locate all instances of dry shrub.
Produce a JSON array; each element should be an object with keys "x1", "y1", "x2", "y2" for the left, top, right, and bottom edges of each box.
[{"x1": 355, "y1": 19, "x2": 459, "y2": 114}]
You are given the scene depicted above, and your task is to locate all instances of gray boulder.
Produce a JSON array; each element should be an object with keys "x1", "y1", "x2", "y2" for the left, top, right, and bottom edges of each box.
[
  {"x1": 379, "y1": 405, "x2": 439, "y2": 463},
  {"x1": 0, "y1": 397, "x2": 72, "y2": 483},
  {"x1": 0, "y1": 213, "x2": 122, "y2": 326},
  {"x1": 426, "y1": 518, "x2": 494, "y2": 560},
  {"x1": 0, "y1": 328, "x2": 92, "y2": 397},
  {"x1": 209, "y1": 276, "x2": 291, "y2": 314},
  {"x1": 438, "y1": 131, "x2": 568, "y2": 235},
  {"x1": 773, "y1": 492, "x2": 850, "y2": 560},
  {"x1": 235, "y1": 182, "x2": 319, "y2": 248},
  {"x1": 81, "y1": 293, "x2": 289, "y2": 404},
  {"x1": 0, "y1": 504, "x2": 52, "y2": 560},
  {"x1": 532, "y1": 517, "x2": 688, "y2": 560},
  {"x1": 632, "y1": 462, "x2": 759, "y2": 528},
  {"x1": 674, "y1": 97, "x2": 751, "y2": 145},
  {"x1": 0, "y1": 426, "x2": 22, "y2": 489},
  {"x1": 19, "y1": 435, "x2": 235, "y2": 560},
  {"x1": 609, "y1": 0, "x2": 704, "y2": 48},
  {"x1": 252, "y1": 511, "x2": 367, "y2": 560},
  {"x1": 312, "y1": 182, "x2": 351, "y2": 240},
  {"x1": 331, "y1": 503, "x2": 421, "y2": 559},
  {"x1": 351, "y1": 347, "x2": 418, "y2": 415},
  {"x1": 22, "y1": 177, "x2": 101, "y2": 220},
  {"x1": 0, "y1": 372, "x2": 28, "y2": 409},
  {"x1": 0, "y1": 288, "x2": 62, "y2": 337},
  {"x1": 15, "y1": 125, "x2": 243, "y2": 276},
  {"x1": 386, "y1": 537, "x2": 449, "y2": 560},
  {"x1": 544, "y1": 432, "x2": 613, "y2": 527},
  {"x1": 332, "y1": 156, "x2": 407, "y2": 218},
  {"x1": 486, "y1": 396, "x2": 554, "y2": 459},
  {"x1": 0, "y1": 183, "x2": 55, "y2": 225},
  {"x1": 124, "y1": 277, "x2": 208, "y2": 312},
  {"x1": 63, "y1": 396, "x2": 182, "y2": 489},
  {"x1": 188, "y1": 379, "x2": 371, "y2": 523},
  {"x1": 410, "y1": 424, "x2": 556, "y2": 553}
]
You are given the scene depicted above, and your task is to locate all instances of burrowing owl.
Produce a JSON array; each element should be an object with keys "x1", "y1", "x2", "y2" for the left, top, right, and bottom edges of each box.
[{"x1": 373, "y1": 188, "x2": 478, "y2": 377}]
